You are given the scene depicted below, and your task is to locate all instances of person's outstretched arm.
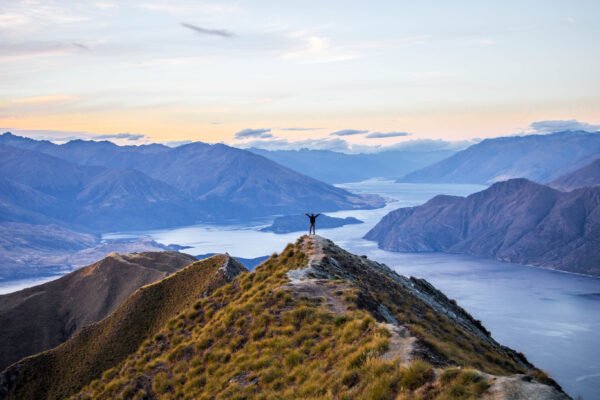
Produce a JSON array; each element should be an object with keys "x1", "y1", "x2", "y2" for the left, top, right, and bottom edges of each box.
[
  {"x1": 315, "y1": 213, "x2": 320, "y2": 218},
  {"x1": 305, "y1": 213, "x2": 309, "y2": 217}
]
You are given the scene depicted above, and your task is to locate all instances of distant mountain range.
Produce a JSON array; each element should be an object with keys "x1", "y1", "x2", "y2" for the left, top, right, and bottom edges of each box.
[
  {"x1": 550, "y1": 157, "x2": 600, "y2": 191},
  {"x1": 400, "y1": 131, "x2": 600, "y2": 185},
  {"x1": 260, "y1": 214, "x2": 362, "y2": 234},
  {"x1": 366, "y1": 178, "x2": 600, "y2": 275},
  {"x1": 0, "y1": 251, "x2": 196, "y2": 370},
  {"x1": 249, "y1": 148, "x2": 456, "y2": 183},
  {"x1": 0, "y1": 132, "x2": 383, "y2": 230},
  {"x1": 0, "y1": 237, "x2": 567, "y2": 399}
]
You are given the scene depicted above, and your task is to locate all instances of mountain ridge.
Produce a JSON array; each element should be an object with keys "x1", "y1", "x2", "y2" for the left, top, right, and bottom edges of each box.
[
  {"x1": 365, "y1": 178, "x2": 600, "y2": 275},
  {"x1": 399, "y1": 131, "x2": 600, "y2": 184},
  {"x1": 0, "y1": 237, "x2": 568, "y2": 399},
  {"x1": 0, "y1": 251, "x2": 197, "y2": 370},
  {"x1": 550, "y1": 157, "x2": 600, "y2": 191}
]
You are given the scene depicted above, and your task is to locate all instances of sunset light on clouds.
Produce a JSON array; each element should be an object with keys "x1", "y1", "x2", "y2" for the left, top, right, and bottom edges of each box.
[{"x1": 1, "y1": 0, "x2": 599, "y2": 150}]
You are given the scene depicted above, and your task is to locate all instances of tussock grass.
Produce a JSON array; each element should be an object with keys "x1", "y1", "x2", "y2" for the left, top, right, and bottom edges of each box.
[{"x1": 10, "y1": 238, "x2": 540, "y2": 400}]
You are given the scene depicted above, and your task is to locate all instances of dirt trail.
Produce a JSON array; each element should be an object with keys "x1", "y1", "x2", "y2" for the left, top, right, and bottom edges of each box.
[{"x1": 286, "y1": 235, "x2": 415, "y2": 364}]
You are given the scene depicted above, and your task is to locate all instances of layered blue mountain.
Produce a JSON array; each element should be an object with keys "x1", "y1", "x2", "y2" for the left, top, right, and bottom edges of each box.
[
  {"x1": 550, "y1": 157, "x2": 600, "y2": 191},
  {"x1": 400, "y1": 131, "x2": 600, "y2": 184},
  {"x1": 249, "y1": 148, "x2": 455, "y2": 183},
  {"x1": 365, "y1": 179, "x2": 600, "y2": 275},
  {"x1": 0, "y1": 133, "x2": 383, "y2": 230}
]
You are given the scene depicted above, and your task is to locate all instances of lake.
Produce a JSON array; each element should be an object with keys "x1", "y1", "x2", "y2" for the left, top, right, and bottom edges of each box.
[{"x1": 4, "y1": 179, "x2": 597, "y2": 399}]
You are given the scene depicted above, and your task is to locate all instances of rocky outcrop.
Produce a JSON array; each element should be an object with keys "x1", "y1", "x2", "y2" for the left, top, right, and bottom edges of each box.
[{"x1": 365, "y1": 178, "x2": 600, "y2": 275}]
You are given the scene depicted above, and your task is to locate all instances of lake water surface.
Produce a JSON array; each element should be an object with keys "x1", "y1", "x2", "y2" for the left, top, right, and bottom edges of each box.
[{"x1": 21, "y1": 179, "x2": 598, "y2": 399}]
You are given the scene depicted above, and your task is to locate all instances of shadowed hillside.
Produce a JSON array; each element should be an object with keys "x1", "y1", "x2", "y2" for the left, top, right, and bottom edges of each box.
[
  {"x1": 0, "y1": 251, "x2": 196, "y2": 370},
  {"x1": 0, "y1": 254, "x2": 245, "y2": 400},
  {"x1": 551, "y1": 157, "x2": 600, "y2": 191}
]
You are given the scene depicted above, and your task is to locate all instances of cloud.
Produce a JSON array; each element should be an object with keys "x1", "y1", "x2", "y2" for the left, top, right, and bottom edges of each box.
[
  {"x1": 528, "y1": 119, "x2": 600, "y2": 134},
  {"x1": 282, "y1": 33, "x2": 359, "y2": 64},
  {"x1": 235, "y1": 128, "x2": 273, "y2": 139},
  {"x1": 94, "y1": 133, "x2": 147, "y2": 141},
  {"x1": 162, "y1": 140, "x2": 194, "y2": 147},
  {"x1": 72, "y1": 42, "x2": 90, "y2": 50},
  {"x1": 181, "y1": 23, "x2": 235, "y2": 38},
  {"x1": 279, "y1": 127, "x2": 322, "y2": 131},
  {"x1": 387, "y1": 139, "x2": 478, "y2": 152},
  {"x1": 0, "y1": 129, "x2": 147, "y2": 143},
  {"x1": 241, "y1": 137, "x2": 354, "y2": 152},
  {"x1": 10, "y1": 94, "x2": 76, "y2": 105},
  {"x1": 366, "y1": 131, "x2": 411, "y2": 139},
  {"x1": 330, "y1": 129, "x2": 368, "y2": 137}
]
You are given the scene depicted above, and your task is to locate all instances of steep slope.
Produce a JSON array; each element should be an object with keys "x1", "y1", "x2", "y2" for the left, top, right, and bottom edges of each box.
[
  {"x1": 0, "y1": 251, "x2": 196, "y2": 370},
  {"x1": 74, "y1": 169, "x2": 198, "y2": 230},
  {"x1": 0, "y1": 143, "x2": 195, "y2": 230},
  {"x1": 366, "y1": 179, "x2": 600, "y2": 275},
  {"x1": 400, "y1": 131, "x2": 600, "y2": 184},
  {"x1": 550, "y1": 157, "x2": 600, "y2": 191},
  {"x1": 0, "y1": 144, "x2": 98, "y2": 200},
  {"x1": 1, "y1": 236, "x2": 565, "y2": 399},
  {"x1": 249, "y1": 148, "x2": 456, "y2": 183},
  {"x1": 0, "y1": 178, "x2": 62, "y2": 225},
  {"x1": 140, "y1": 142, "x2": 384, "y2": 217},
  {"x1": 0, "y1": 254, "x2": 246, "y2": 400}
]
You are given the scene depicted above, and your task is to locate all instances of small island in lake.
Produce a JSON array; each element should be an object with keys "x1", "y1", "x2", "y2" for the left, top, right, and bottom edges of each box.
[{"x1": 261, "y1": 214, "x2": 363, "y2": 234}]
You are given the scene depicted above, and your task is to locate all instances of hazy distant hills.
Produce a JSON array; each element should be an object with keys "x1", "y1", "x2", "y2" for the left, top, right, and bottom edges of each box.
[
  {"x1": 0, "y1": 132, "x2": 383, "y2": 229},
  {"x1": 0, "y1": 237, "x2": 567, "y2": 399},
  {"x1": 0, "y1": 251, "x2": 196, "y2": 370},
  {"x1": 250, "y1": 148, "x2": 456, "y2": 183},
  {"x1": 366, "y1": 178, "x2": 600, "y2": 275},
  {"x1": 400, "y1": 131, "x2": 600, "y2": 184},
  {"x1": 550, "y1": 157, "x2": 600, "y2": 191}
]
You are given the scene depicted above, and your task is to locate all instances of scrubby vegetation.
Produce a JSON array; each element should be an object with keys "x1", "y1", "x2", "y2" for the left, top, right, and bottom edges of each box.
[
  {"x1": 0, "y1": 255, "x2": 240, "y2": 400},
  {"x1": 71, "y1": 239, "x2": 534, "y2": 400}
]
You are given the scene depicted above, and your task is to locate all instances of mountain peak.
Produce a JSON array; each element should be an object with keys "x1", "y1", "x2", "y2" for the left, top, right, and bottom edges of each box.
[{"x1": 0, "y1": 238, "x2": 567, "y2": 399}]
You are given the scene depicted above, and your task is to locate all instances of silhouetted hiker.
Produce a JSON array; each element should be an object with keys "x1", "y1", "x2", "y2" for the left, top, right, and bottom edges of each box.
[{"x1": 305, "y1": 213, "x2": 320, "y2": 235}]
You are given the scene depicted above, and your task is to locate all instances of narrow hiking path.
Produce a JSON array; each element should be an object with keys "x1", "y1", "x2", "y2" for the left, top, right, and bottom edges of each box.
[{"x1": 285, "y1": 235, "x2": 415, "y2": 364}]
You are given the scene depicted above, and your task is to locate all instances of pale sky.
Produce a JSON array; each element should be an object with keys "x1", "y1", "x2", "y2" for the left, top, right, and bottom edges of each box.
[{"x1": 1, "y1": 0, "x2": 599, "y2": 151}]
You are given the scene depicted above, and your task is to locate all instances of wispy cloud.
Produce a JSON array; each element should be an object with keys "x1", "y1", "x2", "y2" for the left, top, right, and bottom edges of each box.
[
  {"x1": 181, "y1": 23, "x2": 235, "y2": 38},
  {"x1": 9, "y1": 94, "x2": 77, "y2": 105},
  {"x1": 0, "y1": 129, "x2": 147, "y2": 143},
  {"x1": 162, "y1": 140, "x2": 194, "y2": 147},
  {"x1": 330, "y1": 129, "x2": 368, "y2": 137},
  {"x1": 279, "y1": 127, "x2": 322, "y2": 131},
  {"x1": 282, "y1": 33, "x2": 359, "y2": 64},
  {"x1": 529, "y1": 119, "x2": 600, "y2": 134},
  {"x1": 235, "y1": 128, "x2": 273, "y2": 139},
  {"x1": 366, "y1": 131, "x2": 411, "y2": 139},
  {"x1": 72, "y1": 42, "x2": 90, "y2": 50},
  {"x1": 95, "y1": 133, "x2": 147, "y2": 141}
]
